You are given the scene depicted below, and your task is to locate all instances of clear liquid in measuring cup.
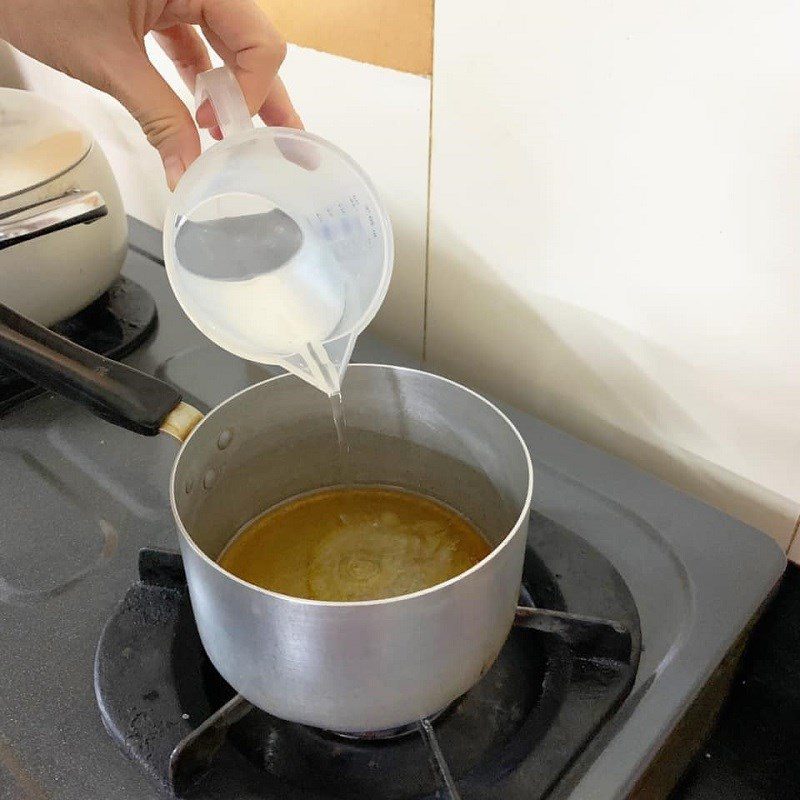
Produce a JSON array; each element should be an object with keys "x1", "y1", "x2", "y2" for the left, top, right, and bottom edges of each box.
[
  {"x1": 172, "y1": 193, "x2": 349, "y2": 380},
  {"x1": 164, "y1": 113, "x2": 392, "y2": 399}
]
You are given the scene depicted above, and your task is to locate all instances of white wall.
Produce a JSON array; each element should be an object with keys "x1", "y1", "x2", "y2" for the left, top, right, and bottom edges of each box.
[{"x1": 427, "y1": 0, "x2": 800, "y2": 545}]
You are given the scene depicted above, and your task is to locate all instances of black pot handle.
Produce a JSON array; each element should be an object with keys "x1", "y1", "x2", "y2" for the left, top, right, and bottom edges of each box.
[{"x1": 0, "y1": 301, "x2": 183, "y2": 436}]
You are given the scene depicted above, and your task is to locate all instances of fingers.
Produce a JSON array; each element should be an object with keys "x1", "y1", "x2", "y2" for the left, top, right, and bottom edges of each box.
[
  {"x1": 115, "y1": 0, "x2": 301, "y2": 189},
  {"x1": 259, "y1": 76, "x2": 303, "y2": 129},
  {"x1": 152, "y1": 23, "x2": 212, "y2": 93},
  {"x1": 111, "y1": 52, "x2": 200, "y2": 189},
  {"x1": 199, "y1": 0, "x2": 286, "y2": 116},
  {"x1": 161, "y1": 0, "x2": 302, "y2": 130}
]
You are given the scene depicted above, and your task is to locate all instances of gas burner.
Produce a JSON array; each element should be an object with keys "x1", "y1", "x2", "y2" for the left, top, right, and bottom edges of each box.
[
  {"x1": 328, "y1": 704, "x2": 453, "y2": 742},
  {"x1": 94, "y1": 513, "x2": 640, "y2": 800},
  {"x1": 0, "y1": 276, "x2": 156, "y2": 413}
]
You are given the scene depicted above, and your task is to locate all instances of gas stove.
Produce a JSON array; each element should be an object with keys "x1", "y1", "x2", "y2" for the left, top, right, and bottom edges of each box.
[
  {"x1": 94, "y1": 536, "x2": 638, "y2": 800},
  {"x1": 0, "y1": 219, "x2": 785, "y2": 800}
]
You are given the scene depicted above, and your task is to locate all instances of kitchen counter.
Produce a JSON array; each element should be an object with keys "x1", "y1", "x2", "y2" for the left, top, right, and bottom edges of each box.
[{"x1": 672, "y1": 561, "x2": 800, "y2": 799}]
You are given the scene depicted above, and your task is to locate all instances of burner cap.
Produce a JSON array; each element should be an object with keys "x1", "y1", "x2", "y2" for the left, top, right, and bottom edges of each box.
[{"x1": 327, "y1": 704, "x2": 453, "y2": 742}]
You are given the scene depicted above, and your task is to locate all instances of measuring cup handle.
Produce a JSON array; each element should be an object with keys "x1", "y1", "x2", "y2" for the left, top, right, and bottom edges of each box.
[{"x1": 195, "y1": 67, "x2": 255, "y2": 139}]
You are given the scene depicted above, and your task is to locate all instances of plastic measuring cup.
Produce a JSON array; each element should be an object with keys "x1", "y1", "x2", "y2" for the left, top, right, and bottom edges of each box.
[{"x1": 163, "y1": 67, "x2": 393, "y2": 394}]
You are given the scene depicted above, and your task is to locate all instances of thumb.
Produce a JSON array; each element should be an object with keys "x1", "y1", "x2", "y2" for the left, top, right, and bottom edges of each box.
[{"x1": 112, "y1": 54, "x2": 200, "y2": 190}]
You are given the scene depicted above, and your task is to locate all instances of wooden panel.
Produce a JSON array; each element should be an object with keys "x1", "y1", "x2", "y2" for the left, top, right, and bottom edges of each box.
[{"x1": 257, "y1": 0, "x2": 433, "y2": 75}]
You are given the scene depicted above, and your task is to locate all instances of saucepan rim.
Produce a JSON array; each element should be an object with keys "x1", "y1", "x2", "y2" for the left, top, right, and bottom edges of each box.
[{"x1": 169, "y1": 363, "x2": 534, "y2": 608}]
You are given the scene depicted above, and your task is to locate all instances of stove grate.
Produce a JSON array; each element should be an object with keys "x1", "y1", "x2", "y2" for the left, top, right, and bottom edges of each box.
[{"x1": 166, "y1": 600, "x2": 634, "y2": 800}]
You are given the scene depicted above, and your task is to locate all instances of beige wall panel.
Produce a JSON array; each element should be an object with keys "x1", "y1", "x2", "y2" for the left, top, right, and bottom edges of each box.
[{"x1": 427, "y1": 0, "x2": 800, "y2": 547}]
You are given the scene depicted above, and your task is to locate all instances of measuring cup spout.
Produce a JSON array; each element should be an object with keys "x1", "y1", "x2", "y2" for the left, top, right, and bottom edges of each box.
[{"x1": 279, "y1": 334, "x2": 358, "y2": 396}]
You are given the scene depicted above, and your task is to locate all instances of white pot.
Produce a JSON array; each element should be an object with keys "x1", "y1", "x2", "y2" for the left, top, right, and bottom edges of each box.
[{"x1": 0, "y1": 88, "x2": 127, "y2": 325}]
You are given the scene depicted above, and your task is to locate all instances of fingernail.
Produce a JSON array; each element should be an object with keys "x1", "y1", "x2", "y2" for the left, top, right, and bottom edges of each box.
[
  {"x1": 210, "y1": 125, "x2": 222, "y2": 141},
  {"x1": 163, "y1": 155, "x2": 184, "y2": 191}
]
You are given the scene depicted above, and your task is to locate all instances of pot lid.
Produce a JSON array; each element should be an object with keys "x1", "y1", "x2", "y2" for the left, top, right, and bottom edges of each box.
[{"x1": 0, "y1": 88, "x2": 92, "y2": 200}]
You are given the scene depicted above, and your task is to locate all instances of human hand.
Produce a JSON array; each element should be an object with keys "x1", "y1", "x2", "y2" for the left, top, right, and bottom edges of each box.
[{"x1": 0, "y1": 0, "x2": 302, "y2": 188}]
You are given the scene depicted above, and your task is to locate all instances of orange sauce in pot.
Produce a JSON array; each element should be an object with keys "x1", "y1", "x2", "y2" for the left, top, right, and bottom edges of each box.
[{"x1": 217, "y1": 486, "x2": 491, "y2": 602}]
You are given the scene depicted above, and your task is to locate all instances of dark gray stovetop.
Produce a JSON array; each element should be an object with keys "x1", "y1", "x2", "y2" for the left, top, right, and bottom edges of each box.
[{"x1": 0, "y1": 219, "x2": 785, "y2": 800}]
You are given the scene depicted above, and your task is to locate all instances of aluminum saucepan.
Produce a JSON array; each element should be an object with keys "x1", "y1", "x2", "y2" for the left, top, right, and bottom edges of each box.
[{"x1": 0, "y1": 302, "x2": 533, "y2": 733}]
